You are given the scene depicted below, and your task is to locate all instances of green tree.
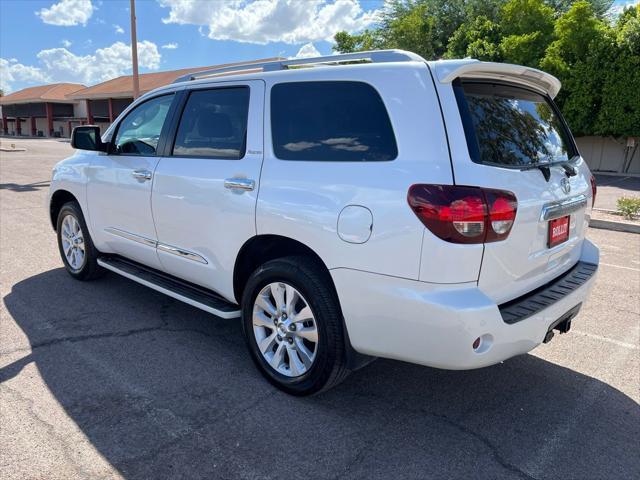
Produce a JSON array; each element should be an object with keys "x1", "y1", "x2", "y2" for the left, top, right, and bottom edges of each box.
[
  {"x1": 333, "y1": 30, "x2": 383, "y2": 53},
  {"x1": 616, "y1": 4, "x2": 640, "y2": 54},
  {"x1": 382, "y1": 1, "x2": 438, "y2": 59},
  {"x1": 334, "y1": 0, "x2": 507, "y2": 59},
  {"x1": 543, "y1": 3, "x2": 639, "y2": 137},
  {"x1": 595, "y1": 5, "x2": 640, "y2": 136},
  {"x1": 539, "y1": 1, "x2": 609, "y2": 135},
  {"x1": 333, "y1": 1, "x2": 437, "y2": 59},
  {"x1": 544, "y1": 0, "x2": 613, "y2": 17},
  {"x1": 499, "y1": 0, "x2": 556, "y2": 67},
  {"x1": 557, "y1": 35, "x2": 614, "y2": 135},
  {"x1": 445, "y1": 16, "x2": 503, "y2": 60},
  {"x1": 541, "y1": 0, "x2": 605, "y2": 76},
  {"x1": 331, "y1": 0, "x2": 637, "y2": 138}
]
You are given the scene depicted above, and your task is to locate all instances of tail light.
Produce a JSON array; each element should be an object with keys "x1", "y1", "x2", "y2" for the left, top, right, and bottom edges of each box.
[
  {"x1": 407, "y1": 184, "x2": 517, "y2": 244},
  {"x1": 590, "y1": 174, "x2": 597, "y2": 208}
]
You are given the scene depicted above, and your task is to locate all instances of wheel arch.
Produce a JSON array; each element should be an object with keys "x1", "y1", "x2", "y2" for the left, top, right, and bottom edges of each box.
[
  {"x1": 233, "y1": 234, "x2": 331, "y2": 304},
  {"x1": 233, "y1": 234, "x2": 375, "y2": 371},
  {"x1": 49, "y1": 189, "x2": 79, "y2": 231}
]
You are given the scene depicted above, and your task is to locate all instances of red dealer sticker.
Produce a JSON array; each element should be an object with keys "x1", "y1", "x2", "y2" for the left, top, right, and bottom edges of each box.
[{"x1": 548, "y1": 215, "x2": 570, "y2": 248}]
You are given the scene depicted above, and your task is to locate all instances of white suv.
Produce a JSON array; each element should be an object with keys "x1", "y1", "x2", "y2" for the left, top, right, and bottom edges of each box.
[{"x1": 49, "y1": 50, "x2": 599, "y2": 395}]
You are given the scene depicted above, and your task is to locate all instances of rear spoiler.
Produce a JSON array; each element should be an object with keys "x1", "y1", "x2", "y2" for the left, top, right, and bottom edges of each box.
[{"x1": 429, "y1": 59, "x2": 561, "y2": 99}]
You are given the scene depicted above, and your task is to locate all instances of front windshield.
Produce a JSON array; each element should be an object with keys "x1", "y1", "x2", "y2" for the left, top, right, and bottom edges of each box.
[{"x1": 456, "y1": 81, "x2": 575, "y2": 168}]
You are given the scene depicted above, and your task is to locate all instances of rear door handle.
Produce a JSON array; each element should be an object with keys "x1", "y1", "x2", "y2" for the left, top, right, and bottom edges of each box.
[
  {"x1": 132, "y1": 169, "x2": 152, "y2": 181},
  {"x1": 224, "y1": 178, "x2": 255, "y2": 191}
]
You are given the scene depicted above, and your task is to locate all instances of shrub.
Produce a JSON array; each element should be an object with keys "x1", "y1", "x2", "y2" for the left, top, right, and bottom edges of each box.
[{"x1": 616, "y1": 197, "x2": 640, "y2": 220}]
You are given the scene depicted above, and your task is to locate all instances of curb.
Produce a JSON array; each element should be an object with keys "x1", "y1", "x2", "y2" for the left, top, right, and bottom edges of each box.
[
  {"x1": 589, "y1": 219, "x2": 640, "y2": 234},
  {"x1": 0, "y1": 147, "x2": 27, "y2": 152}
]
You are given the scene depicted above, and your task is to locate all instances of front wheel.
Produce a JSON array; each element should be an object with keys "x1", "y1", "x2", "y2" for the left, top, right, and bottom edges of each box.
[
  {"x1": 56, "y1": 201, "x2": 103, "y2": 280},
  {"x1": 241, "y1": 256, "x2": 350, "y2": 395}
]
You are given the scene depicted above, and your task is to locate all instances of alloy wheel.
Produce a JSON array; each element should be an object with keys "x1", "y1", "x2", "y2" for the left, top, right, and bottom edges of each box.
[
  {"x1": 252, "y1": 282, "x2": 319, "y2": 377},
  {"x1": 61, "y1": 214, "x2": 86, "y2": 271}
]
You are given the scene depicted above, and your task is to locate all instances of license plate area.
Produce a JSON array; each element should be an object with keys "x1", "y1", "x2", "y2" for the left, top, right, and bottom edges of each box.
[{"x1": 548, "y1": 215, "x2": 570, "y2": 248}]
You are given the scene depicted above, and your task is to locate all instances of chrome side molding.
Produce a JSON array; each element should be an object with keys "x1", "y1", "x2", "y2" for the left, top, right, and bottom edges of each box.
[
  {"x1": 157, "y1": 243, "x2": 208, "y2": 264},
  {"x1": 540, "y1": 195, "x2": 588, "y2": 221},
  {"x1": 105, "y1": 227, "x2": 208, "y2": 264},
  {"x1": 105, "y1": 227, "x2": 157, "y2": 248}
]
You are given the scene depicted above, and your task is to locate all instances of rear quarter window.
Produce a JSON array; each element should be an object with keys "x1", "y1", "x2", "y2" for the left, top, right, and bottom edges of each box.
[
  {"x1": 271, "y1": 81, "x2": 398, "y2": 162},
  {"x1": 453, "y1": 80, "x2": 576, "y2": 168}
]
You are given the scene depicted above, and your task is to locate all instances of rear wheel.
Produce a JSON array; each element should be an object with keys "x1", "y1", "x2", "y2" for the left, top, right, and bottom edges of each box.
[
  {"x1": 56, "y1": 202, "x2": 103, "y2": 280},
  {"x1": 241, "y1": 256, "x2": 350, "y2": 395}
]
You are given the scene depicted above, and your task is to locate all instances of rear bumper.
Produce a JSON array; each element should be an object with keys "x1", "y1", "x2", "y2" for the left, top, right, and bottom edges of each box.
[{"x1": 331, "y1": 239, "x2": 599, "y2": 370}]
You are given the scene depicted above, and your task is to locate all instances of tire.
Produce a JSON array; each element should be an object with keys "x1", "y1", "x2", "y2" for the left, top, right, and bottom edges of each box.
[
  {"x1": 56, "y1": 201, "x2": 103, "y2": 281},
  {"x1": 241, "y1": 256, "x2": 350, "y2": 395}
]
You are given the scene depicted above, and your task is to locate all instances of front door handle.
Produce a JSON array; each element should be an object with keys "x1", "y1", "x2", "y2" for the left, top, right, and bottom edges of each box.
[
  {"x1": 132, "y1": 169, "x2": 152, "y2": 181},
  {"x1": 224, "y1": 178, "x2": 255, "y2": 191}
]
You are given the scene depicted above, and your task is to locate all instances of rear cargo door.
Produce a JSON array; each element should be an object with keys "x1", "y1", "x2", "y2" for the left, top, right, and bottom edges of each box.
[{"x1": 447, "y1": 79, "x2": 593, "y2": 304}]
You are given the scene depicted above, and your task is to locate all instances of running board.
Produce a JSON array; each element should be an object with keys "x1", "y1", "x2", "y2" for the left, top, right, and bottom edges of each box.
[{"x1": 97, "y1": 256, "x2": 241, "y2": 319}]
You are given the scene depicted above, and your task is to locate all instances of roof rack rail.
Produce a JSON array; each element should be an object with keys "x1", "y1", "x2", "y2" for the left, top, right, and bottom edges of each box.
[{"x1": 172, "y1": 49, "x2": 424, "y2": 84}]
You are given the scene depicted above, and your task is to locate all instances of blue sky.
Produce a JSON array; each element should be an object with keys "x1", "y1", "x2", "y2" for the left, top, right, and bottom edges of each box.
[{"x1": 0, "y1": 0, "x2": 636, "y2": 93}]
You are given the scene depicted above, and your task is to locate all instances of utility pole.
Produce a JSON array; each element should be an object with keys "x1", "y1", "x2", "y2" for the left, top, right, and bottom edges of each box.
[{"x1": 130, "y1": 0, "x2": 140, "y2": 99}]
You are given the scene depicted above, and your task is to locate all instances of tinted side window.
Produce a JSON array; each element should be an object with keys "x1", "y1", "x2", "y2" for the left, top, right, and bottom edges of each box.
[
  {"x1": 173, "y1": 87, "x2": 249, "y2": 159},
  {"x1": 113, "y1": 94, "x2": 174, "y2": 155},
  {"x1": 271, "y1": 81, "x2": 397, "y2": 162}
]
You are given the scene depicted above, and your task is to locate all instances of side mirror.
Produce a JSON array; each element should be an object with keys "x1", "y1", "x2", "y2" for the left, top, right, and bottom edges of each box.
[{"x1": 71, "y1": 126, "x2": 107, "y2": 152}]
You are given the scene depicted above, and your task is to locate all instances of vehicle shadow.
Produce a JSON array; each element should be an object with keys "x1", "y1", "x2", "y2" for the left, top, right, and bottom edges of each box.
[
  {"x1": 2, "y1": 268, "x2": 639, "y2": 480},
  {"x1": 594, "y1": 174, "x2": 640, "y2": 192},
  {"x1": 0, "y1": 180, "x2": 51, "y2": 192}
]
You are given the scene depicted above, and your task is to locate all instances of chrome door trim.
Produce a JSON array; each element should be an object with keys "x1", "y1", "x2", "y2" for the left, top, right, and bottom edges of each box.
[
  {"x1": 157, "y1": 242, "x2": 208, "y2": 264},
  {"x1": 105, "y1": 227, "x2": 157, "y2": 248},
  {"x1": 224, "y1": 177, "x2": 255, "y2": 191},
  {"x1": 540, "y1": 194, "x2": 588, "y2": 221},
  {"x1": 132, "y1": 169, "x2": 153, "y2": 181}
]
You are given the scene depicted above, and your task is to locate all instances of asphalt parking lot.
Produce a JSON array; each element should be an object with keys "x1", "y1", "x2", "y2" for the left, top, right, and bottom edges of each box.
[{"x1": 1, "y1": 138, "x2": 639, "y2": 480}]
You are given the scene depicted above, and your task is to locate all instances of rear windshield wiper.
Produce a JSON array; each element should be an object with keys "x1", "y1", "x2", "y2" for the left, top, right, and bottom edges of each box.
[
  {"x1": 519, "y1": 162, "x2": 552, "y2": 181},
  {"x1": 554, "y1": 158, "x2": 579, "y2": 177},
  {"x1": 519, "y1": 157, "x2": 578, "y2": 181}
]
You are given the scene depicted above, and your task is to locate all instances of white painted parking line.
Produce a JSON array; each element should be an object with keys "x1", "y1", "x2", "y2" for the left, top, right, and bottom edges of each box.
[
  {"x1": 572, "y1": 330, "x2": 639, "y2": 350},
  {"x1": 599, "y1": 262, "x2": 640, "y2": 272}
]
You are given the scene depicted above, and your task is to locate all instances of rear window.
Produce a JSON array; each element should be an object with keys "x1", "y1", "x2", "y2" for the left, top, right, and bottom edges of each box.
[
  {"x1": 454, "y1": 81, "x2": 575, "y2": 168},
  {"x1": 271, "y1": 81, "x2": 397, "y2": 162}
]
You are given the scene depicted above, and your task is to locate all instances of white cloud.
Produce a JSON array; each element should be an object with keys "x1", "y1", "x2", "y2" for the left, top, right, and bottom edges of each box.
[
  {"x1": 607, "y1": 0, "x2": 640, "y2": 18},
  {"x1": 159, "y1": 0, "x2": 379, "y2": 44},
  {"x1": 0, "y1": 58, "x2": 50, "y2": 93},
  {"x1": 161, "y1": 42, "x2": 179, "y2": 49},
  {"x1": 61, "y1": 39, "x2": 72, "y2": 47},
  {"x1": 36, "y1": 0, "x2": 94, "y2": 26},
  {"x1": 1, "y1": 41, "x2": 162, "y2": 91},
  {"x1": 36, "y1": 41, "x2": 161, "y2": 84},
  {"x1": 114, "y1": 24, "x2": 125, "y2": 34},
  {"x1": 294, "y1": 42, "x2": 321, "y2": 58}
]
